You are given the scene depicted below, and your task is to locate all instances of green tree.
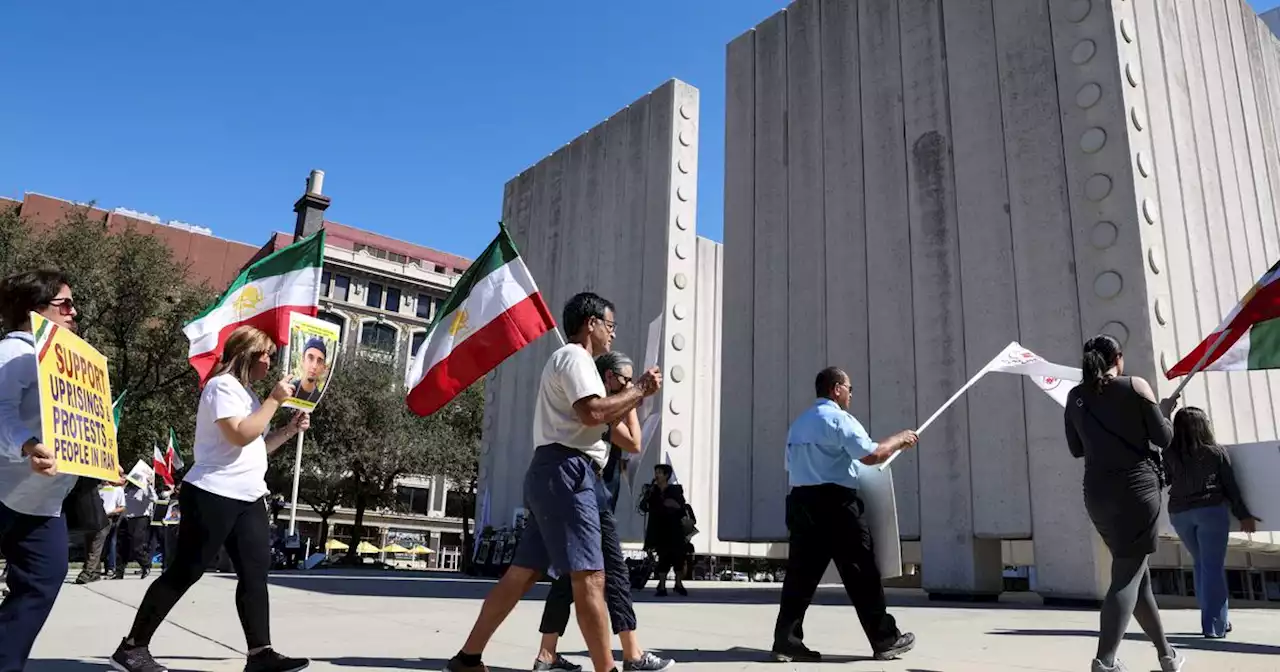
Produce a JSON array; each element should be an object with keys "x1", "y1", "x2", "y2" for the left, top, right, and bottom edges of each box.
[
  {"x1": 426, "y1": 383, "x2": 482, "y2": 571},
  {"x1": 0, "y1": 204, "x2": 214, "y2": 467}
]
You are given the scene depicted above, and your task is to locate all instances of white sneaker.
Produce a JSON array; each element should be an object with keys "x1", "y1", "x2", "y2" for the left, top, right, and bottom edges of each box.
[
  {"x1": 1091, "y1": 659, "x2": 1127, "y2": 672},
  {"x1": 1159, "y1": 648, "x2": 1186, "y2": 672}
]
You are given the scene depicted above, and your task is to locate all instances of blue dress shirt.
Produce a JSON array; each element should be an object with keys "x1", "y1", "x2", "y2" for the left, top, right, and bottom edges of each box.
[{"x1": 785, "y1": 399, "x2": 877, "y2": 490}]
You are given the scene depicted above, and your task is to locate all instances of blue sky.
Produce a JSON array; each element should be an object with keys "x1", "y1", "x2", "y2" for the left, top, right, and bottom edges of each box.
[{"x1": 2, "y1": 1, "x2": 1279, "y2": 262}]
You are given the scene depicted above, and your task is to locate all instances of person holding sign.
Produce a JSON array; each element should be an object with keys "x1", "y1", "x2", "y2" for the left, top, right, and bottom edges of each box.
[
  {"x1": 771, "y1": 367, "x2": 917, "y2": 664},
  {"x1": 1063, "y1": 335, "x2": 1184, "y2": 672},
  {"x1": 0, "y1": 269, "x2": 81, "y2": 671},
  {"x1": 111, "y1": 326, "x2": 310, "y2": 672}
]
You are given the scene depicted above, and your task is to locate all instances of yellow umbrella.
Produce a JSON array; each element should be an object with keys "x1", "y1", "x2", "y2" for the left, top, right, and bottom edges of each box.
[
  {"x1": 355, "y1": 541, "x2": 381, "y2": 554},
  {"x1": 409, "y1": 545, "x2": 434, "y2": 555},
  {"x1": 324, "y1": 539, "x2": 349, "y2": 551},
  {"x1": 382, "y1": 543, "x2": 410, "y2": 554}
]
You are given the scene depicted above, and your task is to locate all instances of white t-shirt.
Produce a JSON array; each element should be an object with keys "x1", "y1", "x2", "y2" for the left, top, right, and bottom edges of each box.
[
  {"x1": 183, "y1": 373, "x2": 270, "y2": 502},
  {"x1": 100, "y1": 485, "x2": 125, "y2": 516},
  {"x1": 532, "y1": 343, "x2": 609, "y2": 466}
]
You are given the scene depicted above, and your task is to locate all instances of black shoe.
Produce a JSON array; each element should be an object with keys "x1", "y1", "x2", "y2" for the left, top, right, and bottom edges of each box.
[
  {"x1": 111, "y1": 572, "x2": 125, "y2": 580},
  {"x1": 446, "y1": 654, "x2": 489, "y2": 672},
  {"x1": 872, "y1": 632, "x2": 915, "y2": 661},
  {"x1": 110, "y1": 640, "x2": 168, "y2": 672},
  {"x1": 74, "y1": 573, "x2": 98, "y2": 585},
  {"x1": 673, "y1": 584, "x2": 688, "y2": 597},
  {"x1": 532, "y1": 654, "x2": 582, "y2": 672},
  {"x1": 655, "y1": 587, "x2": 668, "y2": 597},
  {"x1": 245, "y1": 648, "x2": 309, "y2": 672},
  {"x1": 140, "y1": 568, "x2": 151, "y2": 580},
  {"x1": 769, "y1": 645, "x2": 821, "y2": 663}
]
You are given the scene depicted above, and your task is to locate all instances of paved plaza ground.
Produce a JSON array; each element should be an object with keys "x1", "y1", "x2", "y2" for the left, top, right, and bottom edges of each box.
[{"x1": 26, "y1": 570, "x2": 1280, "y2": 671}]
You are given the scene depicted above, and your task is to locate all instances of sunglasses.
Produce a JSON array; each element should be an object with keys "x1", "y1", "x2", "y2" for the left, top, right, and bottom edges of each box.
[{"x1": 45, "y1": 298, "x2": 76, "y2": 316}]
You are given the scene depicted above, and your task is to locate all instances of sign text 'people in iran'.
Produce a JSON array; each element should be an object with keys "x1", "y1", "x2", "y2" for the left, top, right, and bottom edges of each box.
[{"x1": 32, "y1": 312, "x2": 119, "y2": 480}]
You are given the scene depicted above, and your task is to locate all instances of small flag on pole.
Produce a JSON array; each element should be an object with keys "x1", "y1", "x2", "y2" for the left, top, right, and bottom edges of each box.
[
  {"x1": 1167, "y1": 260, "x2": 1280, "y2": 377},
  {"x1": 406, "y1": 225, "x2": 556, "y2": 416},
  {"x1": 183, "y1": 230, "x2": 326, "y2": 383}
]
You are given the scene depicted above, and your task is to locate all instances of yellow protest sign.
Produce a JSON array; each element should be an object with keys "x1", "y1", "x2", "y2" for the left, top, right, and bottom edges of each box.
[{"x1": 32, "y1": 312, "x2": 119, "y2": 480}]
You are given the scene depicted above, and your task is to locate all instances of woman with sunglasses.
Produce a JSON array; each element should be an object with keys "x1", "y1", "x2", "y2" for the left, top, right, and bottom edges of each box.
[
  {"x1": 0, "y1": 269, "x2": 81, "y2": 671},
  {"x1": 112, "y1": 325, "x2": 309, "y2": 672}
]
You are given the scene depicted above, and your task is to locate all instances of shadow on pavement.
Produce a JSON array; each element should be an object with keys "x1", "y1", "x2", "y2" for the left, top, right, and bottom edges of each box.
[
  {"x1": 317, "y1": 657, "x2": 521, "y2": 672},
  {"x1": 262, "y1": 571, "x2": 1063, "y2": 611},
  {"x1": 28, "y1": 658, "x2": 227, "y2": 672},
  {"x1": 562, "y1": 647, "x2": 874, "y2": 664},
  {"x1": 989, "y1": 629, "x2": 1280, "y2": 656}
]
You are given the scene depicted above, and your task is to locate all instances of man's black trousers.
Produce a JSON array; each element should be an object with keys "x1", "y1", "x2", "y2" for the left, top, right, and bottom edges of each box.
[{"x1": 773, "y1": 483, "x2": 900, "y2": 651}]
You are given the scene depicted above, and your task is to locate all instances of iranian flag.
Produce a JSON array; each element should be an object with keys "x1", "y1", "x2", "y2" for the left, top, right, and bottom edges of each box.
[
  {"x1": 154, "y1": 429, "x2": 185, "y2": 487},
  {"x1": 406, "y1": 226, "x2": 555, "y2": 416},
  {"x1": 184, "y1": 230, "x2": 326, "y2": 382},
  {"x1": 1168, "y1": 260, "x2": 1280, "y2": 377}
]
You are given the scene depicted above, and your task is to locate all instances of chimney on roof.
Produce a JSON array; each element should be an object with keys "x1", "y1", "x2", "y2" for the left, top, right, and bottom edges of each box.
[{"x1": 293, "y1": 169, "x2": 330, "y2": 240}]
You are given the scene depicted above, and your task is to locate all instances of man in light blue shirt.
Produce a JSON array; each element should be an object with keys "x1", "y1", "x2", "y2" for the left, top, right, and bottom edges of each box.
[{"x1": 772, "y1": 367, "x2": 918, "y2": 664}]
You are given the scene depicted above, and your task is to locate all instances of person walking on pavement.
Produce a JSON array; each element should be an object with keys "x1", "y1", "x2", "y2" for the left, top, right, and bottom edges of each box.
[
  {"x1": 111, "y1": 325, "x2": 311, "y2": 672},
  {"x1": 116, "y1": 477, "x2": 157, "y2": 580},
  {"x1": 639, "y1": 465, "x2": 691, "y2": 597},
  {"x1": 1064, "y1": 334, "x2": 1185, "y2": 672},
  {"x1": 533, "y1": 351, "x2": 673, "y2": 672},
  {"x1": 771, "y1": 367, "x2": 918, "y2": 663},
  {"x1": 446, "y1": 292, "x2": 662, "y2": 672},
  {"x1": 78, "y1": 481, "x2": 127, "y2": 584}
]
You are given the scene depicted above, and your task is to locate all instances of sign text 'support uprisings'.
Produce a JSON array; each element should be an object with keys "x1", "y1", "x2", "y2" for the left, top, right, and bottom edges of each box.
[{"x1": 32, "y1": 312, "x2": 119, "y2": 480}]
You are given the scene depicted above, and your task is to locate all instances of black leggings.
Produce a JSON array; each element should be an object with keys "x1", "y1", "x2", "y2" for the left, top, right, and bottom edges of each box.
[
  {"x1": 1096, "y1": 555, "x2": 1171, "y2": 664},
  {"x1": 127, "y1": 484, "x2": 272, "y2": 649}
]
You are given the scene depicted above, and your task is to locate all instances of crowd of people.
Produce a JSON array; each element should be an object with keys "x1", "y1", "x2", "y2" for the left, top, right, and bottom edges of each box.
[{"x1": 0, "y1": 268, "x2": 1262, "y2": 672}]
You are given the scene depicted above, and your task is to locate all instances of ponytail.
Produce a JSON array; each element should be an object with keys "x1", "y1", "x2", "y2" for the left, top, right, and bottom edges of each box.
[{"x1": 1082, "y1": 334, "x2": 1122, "y2": 394}]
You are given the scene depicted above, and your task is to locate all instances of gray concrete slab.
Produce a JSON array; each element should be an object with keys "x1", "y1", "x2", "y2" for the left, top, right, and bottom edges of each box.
[{"x1": 29, "y1": 571, "x2": 1280, "y2": 672}]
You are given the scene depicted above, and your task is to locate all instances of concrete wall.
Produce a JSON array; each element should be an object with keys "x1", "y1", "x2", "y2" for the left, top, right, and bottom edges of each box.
[{"x1": 479, "y1": 80, "x2": 707, "y2": 544}]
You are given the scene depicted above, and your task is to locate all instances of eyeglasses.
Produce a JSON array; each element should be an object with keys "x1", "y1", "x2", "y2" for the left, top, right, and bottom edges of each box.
[
  {"x1": 596, "y1": 317, "x2": 617, "y2": 333},
  {"x1": 45, "y1": 298, "x2": 75, "y2": 316},
  {"x1": 615, "y1": 373, "x2": 633, "y2": 387}
]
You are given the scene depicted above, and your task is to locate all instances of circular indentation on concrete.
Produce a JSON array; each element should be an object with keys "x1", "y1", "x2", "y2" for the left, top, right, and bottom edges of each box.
[
  {"x1": 1120, "y1": 18, "x2": 1134, "y2": 43},
  {"x1": 1160, "y1": 351, "x2": 1172, "y2": 375},
  {"x1": 668, "y1": 429, "x2": 684, "y2": 447},
  {"x1": 1136, "y1": 152, "x2": 1151, "y2": 178},
  {"x1": 478, "y1": 465, "x2": 489, "y2": 481},
  {"x1": 1101, "y1": 321, "x2": 1130, "y2": 345},
  {"x1": 673, "y1": 272, "x2": 688, "y2": 290},
  {"x1": 672, "y1": 303, "x2": 688, "y2": 320},
  {"x1": 678, "y1": 158, "x2": 690, "y2": 174},
  {"x1": 676, "y1": 213, "x2": 689, "y2": 230},
  {"x1": 1131, "y1": 106, "x2": 1145, "y2": 131},
  {"x1": 679, "y1": 131, "x2": 692, "y2": 147},
  {"x1": 679, "y1": 103, "x2": 692, "y2": 120},
  {"x1": 483, "y1": 414, "x2": 494, "y2": 430},
  {"x1": 1081, "y1": 127, "x2": 1107, "y2": 153},
  {"x1": 1094, "y1": 271, "x2": 1124, "y2": 299},
  {"x1": 670, "y1": 365, "x2": 686, "y2": 383},
  {"x1": 1125, "y1": 63, "x2": 1141, "y2": 87},
  {"x1": 669, "y1": 399, "x2": 682, "y2": 415},
  {"x1": 1142, "y1": 198, "x2": 1158, "y2": 225},
  {"x1": 1085, "y1": 174, "x2": 1113, "y2": 201},
  {"x1": 1066, "y1": 0, "x2": 1092, "y2": 23},
  {"x1": 1148, "y1": 246, "x2": 1163, "y2": 274},
  {"x1": 485, "y1": 387, "x2": 496, "y2": 403},
  {"x1": 672, "y1": 333, "x2": 686, "y2": 351},
  {"x1": 1155, "y1": 296, "x2": 1169, "y2": 326},
  {"x1": 677, "y1": 186, "x2": 690, "y2": 202},
  {"x1": 1076, "y1": 83, "x2": 1103, "y2": 109},
  {"x1": 675, "y1": 243, "x2": 689, "y2": 260},
  {"x1": 1072, "y1": 40, "x2": 1097, "y2": 65},
  {"x1": 1090, "y1": 221, "x2": 1119, "y2": 249}
]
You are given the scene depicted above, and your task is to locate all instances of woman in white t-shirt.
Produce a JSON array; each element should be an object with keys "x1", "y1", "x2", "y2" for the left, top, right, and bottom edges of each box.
[{"x1": 111, "y1": 326, "x2": 310, "y2": 672}]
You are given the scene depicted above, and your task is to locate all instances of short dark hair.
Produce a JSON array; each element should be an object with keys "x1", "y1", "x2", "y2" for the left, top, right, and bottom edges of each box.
[
  {"x1": 814, "y1": 366, "x2": 847, "y2": 398},
  {"x1": 654, "y1": 464, "x2": 673, "y2": 478},
  {"x1": 563, "y1": 292, "x2": 615, "y2": 337},
  {"x1": 0, "y1": 268, "x2": 72, "y2": 333}
]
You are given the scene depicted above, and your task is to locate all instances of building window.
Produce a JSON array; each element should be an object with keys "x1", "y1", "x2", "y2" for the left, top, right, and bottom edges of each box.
[
  {"x1": 385, "y1": 287, "x2": 401, "y2": 313},
  {"x1": 396, "y1": 486, "x2": 432, "y2": 515},
  {"x1": 434, "y1": 264, "x2": 446, "y2": 274},
  {"x1": 334, "y1": 275, "x2": 350, "y2": 302},
  {"x1": 416, "y1": 294, "x2": 433, "y2": 320},
  {"x1": 321, "y1": 271, "x2": 331, "y2": 298},
  {"x1": 411, "y1": 331, "x2": 427, "y2": 356},
  {"x1": 445, "y1": 491, "x2": 470, "y2": 519},
  {"x1": 366, "y1": 282, "x2": 383, "y2": 309},
  {"x1": 453, "y1": 267, "x2": 465, "y2": 275},
  {"x1": 318, "y1": 311, "x2": 346, "y2": 344},
  {"x1": 360, "y1": 322, "x2": 397, "y2": 353}
]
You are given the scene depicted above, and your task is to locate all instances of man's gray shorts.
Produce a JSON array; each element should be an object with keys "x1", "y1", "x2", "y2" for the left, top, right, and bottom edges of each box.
[{"x1": 512, "y1": 444, "x2": 604, "y2": 578}]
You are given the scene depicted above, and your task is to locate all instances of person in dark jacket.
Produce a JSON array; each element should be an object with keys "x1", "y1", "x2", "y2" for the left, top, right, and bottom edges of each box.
[
  {"x1": 1165, "y1": 406, "x2": 1259, "y2": 639},
  {"x1": 640, "y1": 465, "x2": 690, "y2": 597},
  {"x1": 1064, "y1": 335, "x2": 1184, "y2": 672}
]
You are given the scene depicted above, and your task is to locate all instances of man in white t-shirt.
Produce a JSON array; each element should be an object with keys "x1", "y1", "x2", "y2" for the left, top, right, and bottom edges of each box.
[{"x1": 449, "y1": 292, "x2": 661, "y2": 672}]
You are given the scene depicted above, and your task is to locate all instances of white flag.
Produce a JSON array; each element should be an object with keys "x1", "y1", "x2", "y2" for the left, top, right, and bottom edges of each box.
[{"x1": 984, "y1": 341, "x2": 1081, "y2": 407}]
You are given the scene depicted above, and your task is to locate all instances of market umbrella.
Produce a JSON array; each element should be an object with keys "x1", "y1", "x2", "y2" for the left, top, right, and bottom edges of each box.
[
  {"x1": 409, "y1": 545, "x2": 434, "y2": 555},
  {"x1": 324, "y1": 539, "x2": 349, "y2": 552},
  {"x1": 382, "y1": 543, "x2": 410, "y2": 554},
  {"x1": 355, "y1": 541, "x2": 381, "y2": 554}
]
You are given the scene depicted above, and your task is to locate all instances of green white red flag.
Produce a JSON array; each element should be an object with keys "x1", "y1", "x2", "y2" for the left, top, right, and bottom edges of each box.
[
  {"x1": 1168, "y1": 260, "x2": 1280, "y2": 377},
  {"x1": 153, "y1": 429, "x2": 184, "y2": 488},
  {"x1": 183, "y1": 231, "x2": 326, "y2": 382},
  {"x1": 406, "y1": 226, "x2": 555, "y2": 416}
]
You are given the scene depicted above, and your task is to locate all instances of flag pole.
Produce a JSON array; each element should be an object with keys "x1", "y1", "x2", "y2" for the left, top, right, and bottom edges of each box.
[
  {"x1": 288, "y1": 429, "x2": 305, "y2": 537},
  {"x1": 501, "y1": 221, "x2": 568, "y2": 347},
  {"x1": 879, "y1": 365, "x2": 992, "y2": 471},
  {"x1": 1170, "y1": 329, "x2": 1232, "y2": 399}
]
